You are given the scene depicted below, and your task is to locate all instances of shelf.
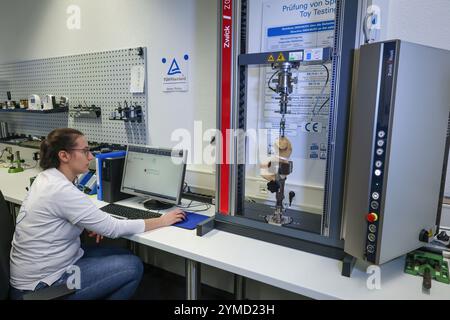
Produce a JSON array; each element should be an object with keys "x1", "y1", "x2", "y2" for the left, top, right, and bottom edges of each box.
[
  {"x1": 70, "y1": 109, "x2": 102, "y2": 119},
  {"x1": 109, "y1": 117, "x2": 142, "y2": 123},
  {"x1": 0, "y1": 107, "x2": 68, "y2": 114}
]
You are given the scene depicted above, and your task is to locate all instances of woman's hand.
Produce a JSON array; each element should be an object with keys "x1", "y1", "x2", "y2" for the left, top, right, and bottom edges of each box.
[
  {"x1": 144, "y1": 208, "x2": 186, "y2": 231},
  {"x1": 87, "y1": 231, "x2": 104, "y2": 244},
  {"x1": 160, "y1": 208, "x2": 186, "y2": 227}
]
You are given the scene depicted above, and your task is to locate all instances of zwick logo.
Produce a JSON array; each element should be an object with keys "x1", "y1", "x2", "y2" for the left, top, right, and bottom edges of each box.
[
  {"x1": 162, "y1": 55, "x2": 189, "y2": 76},
  {"x1": 366, "y1": 265, "x2": 381, "y2": 290},
  {"x1": 66, "y1": 5, "x2": 81, "y2": 30}
]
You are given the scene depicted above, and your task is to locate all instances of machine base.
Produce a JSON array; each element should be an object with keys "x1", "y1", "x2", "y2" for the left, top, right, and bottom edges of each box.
[{"x1": 196, "y1": 211, "x2": 352, "y2": 277}]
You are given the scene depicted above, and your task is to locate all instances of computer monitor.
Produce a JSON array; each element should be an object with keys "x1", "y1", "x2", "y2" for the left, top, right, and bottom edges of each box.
[{"x1": 120, "y1": 145, "x2": 187, "y2": 210}]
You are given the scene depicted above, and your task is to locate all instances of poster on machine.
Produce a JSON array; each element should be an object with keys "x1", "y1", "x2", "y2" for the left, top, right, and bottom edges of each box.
[{"x1": 261, "y1": 0, "x2": 336, "y2": 160}]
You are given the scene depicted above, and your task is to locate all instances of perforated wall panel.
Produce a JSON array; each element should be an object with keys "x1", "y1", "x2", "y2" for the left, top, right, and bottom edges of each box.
[{"x1": 0, "y1": 47, "x2": 147, "y2": 145}]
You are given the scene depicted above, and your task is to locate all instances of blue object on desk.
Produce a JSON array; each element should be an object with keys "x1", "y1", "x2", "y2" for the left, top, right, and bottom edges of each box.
[
  {"x1": 173, "y1": 212, "x2": 210, "y2": 230},
  {"x1": 77, "y1": 171, "x2": 97, "y2": 195}
]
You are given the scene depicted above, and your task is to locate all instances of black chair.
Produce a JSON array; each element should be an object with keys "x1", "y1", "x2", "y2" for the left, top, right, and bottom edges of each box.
[{"x1": 0, "y1": 191, "x2": 75, "y2": 300}]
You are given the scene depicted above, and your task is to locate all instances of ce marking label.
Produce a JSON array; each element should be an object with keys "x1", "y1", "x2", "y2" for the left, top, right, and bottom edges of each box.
[{"x1": 301, "y1": 122, "x2": 322, "y2": 133}]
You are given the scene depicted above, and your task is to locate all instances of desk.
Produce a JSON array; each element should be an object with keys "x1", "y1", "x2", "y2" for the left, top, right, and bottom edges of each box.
[
  {"x1": 92, "y1": 196, "x2": 215, "y2": 300},
  {"x1": 2, "y1": 167, "x2": 450, "y2": 300}
]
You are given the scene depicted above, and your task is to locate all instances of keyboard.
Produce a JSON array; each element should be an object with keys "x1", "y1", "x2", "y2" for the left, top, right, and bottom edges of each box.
[{"x1": 100, "y1": 203, "x2": 162, "y2": 220}]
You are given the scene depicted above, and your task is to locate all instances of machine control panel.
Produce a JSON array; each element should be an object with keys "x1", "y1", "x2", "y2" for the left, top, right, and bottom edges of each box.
[
  {"x1": 364, "y1": 41, "x2": 397, "y2": 263},
  {"x1": 365, "y1": 127, "x2": 388, "y2": 263}
]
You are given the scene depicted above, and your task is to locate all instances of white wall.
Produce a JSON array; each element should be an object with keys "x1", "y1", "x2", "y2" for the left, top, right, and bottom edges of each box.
[
  {"x1": 385, "y1": 0, "x2": 450, "y2": 51},
  {"x1": 365, "y1": 0, "x2": 450, "y2": 50},
  {"x1": 0, "y1": 0, "x2": 218, "y2": 191}
]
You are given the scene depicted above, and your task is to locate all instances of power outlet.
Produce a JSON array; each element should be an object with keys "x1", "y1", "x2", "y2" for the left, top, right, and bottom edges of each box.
[{"x1": 259, "y1": 183, "x2": 268, "y2": 195}]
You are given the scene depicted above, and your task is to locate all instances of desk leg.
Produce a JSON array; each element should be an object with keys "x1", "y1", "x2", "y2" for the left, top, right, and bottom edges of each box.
[
  {"x1": 185, "y1": 259, "x2": 201, "y2": 300},
  {"x1": 234, "y1": 275, "x2": 246, "y2": 300}
]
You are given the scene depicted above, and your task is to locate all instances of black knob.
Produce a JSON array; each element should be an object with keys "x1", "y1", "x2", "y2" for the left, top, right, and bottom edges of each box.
[
  {"x1": 289, "y1": 191, "x2": 295, "y2": 206},
  {"x1": 267, "y1": 181, "x2": 280, "y2": 193},
  {"x1": 419, "y1": 229, "x2": 430, "y2": 243}
]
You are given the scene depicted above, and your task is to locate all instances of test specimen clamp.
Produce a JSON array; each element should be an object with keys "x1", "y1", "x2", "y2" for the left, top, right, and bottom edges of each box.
[
  {"x1": 272, "y1": 61, "x2": 299, "y2": 137},
  {"x1": 264, "y1": 61, "x2": 299, "y2": 226}
]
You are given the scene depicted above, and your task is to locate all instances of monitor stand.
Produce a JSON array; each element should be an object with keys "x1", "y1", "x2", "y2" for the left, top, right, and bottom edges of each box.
[{"x1": 143, "y1": 199, "x2": 174, "y2": 211}]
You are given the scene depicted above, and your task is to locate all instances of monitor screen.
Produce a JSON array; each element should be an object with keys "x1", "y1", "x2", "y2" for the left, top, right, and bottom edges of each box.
[{"x1": 121, "y1": 145, "x2": 187, "y2": 205}]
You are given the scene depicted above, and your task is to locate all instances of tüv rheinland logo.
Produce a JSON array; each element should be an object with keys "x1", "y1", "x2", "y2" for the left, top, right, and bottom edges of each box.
[
  {"x1": 162, "y1": 54, "x2": 189, "y2": 92},
  {"x1": 167, "y1": 58, "x2": 182, "y2": 75},
  {"x1": 162, "y1": 55, "x2": 189, "y2": 76}
]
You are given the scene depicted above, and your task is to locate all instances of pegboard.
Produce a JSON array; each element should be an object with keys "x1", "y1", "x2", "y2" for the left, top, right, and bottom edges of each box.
[{"x1": 0, "y1": 47, "x2": 148, "y2": 145}]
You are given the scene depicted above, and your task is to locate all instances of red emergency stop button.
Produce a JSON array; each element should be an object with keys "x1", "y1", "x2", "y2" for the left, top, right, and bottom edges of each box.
[{"x1": 367, "y1": 213, "x2": 378, "y2": 223}]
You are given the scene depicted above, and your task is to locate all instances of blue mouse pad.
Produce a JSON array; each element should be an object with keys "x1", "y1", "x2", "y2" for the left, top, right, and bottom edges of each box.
[{"x1": 173, "y1": 212, "x2": 211, "y2": 230}]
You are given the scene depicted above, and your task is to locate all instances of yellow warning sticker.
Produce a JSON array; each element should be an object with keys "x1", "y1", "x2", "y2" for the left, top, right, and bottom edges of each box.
[
  {"x1": 277, "y1": 53, "x2": 286, "y2": 62},
  {"x1": 267, "y1": 54, "x2": 275, "y2": 62}
]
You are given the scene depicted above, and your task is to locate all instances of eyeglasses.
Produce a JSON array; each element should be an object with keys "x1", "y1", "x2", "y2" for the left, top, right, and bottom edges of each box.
[{"x1": 69, "y1": 148, "x2": 92, "y2": 157}]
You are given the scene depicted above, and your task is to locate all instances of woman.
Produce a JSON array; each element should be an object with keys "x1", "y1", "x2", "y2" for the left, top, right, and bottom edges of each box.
[{"x1": 9, "y1": 128, "x2": 185, "y2": 300}]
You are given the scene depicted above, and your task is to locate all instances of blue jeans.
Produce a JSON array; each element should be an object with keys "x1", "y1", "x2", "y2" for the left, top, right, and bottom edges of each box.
[{"x1": 10, "y1": 246, "x2": 143, "y2": 300}]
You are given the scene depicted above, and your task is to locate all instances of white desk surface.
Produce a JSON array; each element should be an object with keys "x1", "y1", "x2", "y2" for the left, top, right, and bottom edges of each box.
[{"x1": 2, "y1": 166, "x2": 450, "y2": 300}]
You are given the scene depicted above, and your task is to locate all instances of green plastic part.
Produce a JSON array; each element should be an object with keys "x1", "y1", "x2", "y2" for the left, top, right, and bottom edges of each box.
[
  {"x1": 8, "y1": 166, "x2": 24, "y2": 174},
  {"x1": 405, "y1": 250, "x2": 450, "y2": 285}
]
